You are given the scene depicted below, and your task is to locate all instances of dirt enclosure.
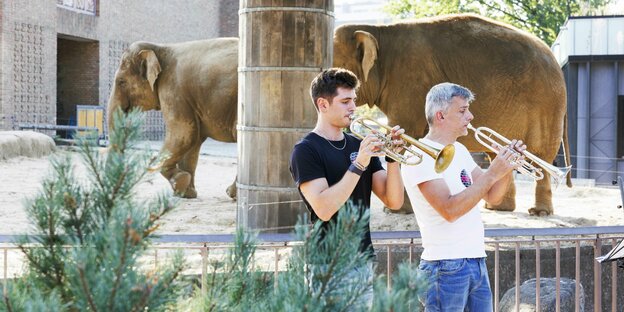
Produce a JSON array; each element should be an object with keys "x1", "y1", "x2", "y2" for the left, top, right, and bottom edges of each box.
[{"x1": 1, "y1": 140, "x2": 623, "y2": 236}]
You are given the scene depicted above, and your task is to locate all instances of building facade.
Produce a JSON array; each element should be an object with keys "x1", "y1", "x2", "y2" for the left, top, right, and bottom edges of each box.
[
  {"x1": 0, "y1": 0, "x2": 238, "y2": 139},
  {"x1": 552, "y1": 16, "x2": 624, "y2": 185}
]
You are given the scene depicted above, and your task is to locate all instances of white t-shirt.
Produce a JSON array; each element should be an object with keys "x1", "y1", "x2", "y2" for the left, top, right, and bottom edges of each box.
[{"x1": 401, "y1": 138, "x2": 486, "y2": 261}]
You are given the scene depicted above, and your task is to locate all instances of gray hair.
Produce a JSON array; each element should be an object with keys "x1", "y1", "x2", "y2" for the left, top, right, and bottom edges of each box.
[{"x1": 425, "y1": 82, "x2": 474, "y2": 126}]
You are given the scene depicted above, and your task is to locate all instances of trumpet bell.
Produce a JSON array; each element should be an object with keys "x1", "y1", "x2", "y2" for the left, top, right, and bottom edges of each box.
[
  {"x1": 467, "y1": 123, "x2": 572, "y2": 185},
  {"x1": 433, "y1": 143, "x2": 455, "y2": 173},
  {"x1": 349, "y1": 116, "x2": 455, "y2": 172}
]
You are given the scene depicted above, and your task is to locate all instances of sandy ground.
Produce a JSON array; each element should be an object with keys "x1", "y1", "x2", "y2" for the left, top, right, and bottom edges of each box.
[{"x1": 1, "y1": 140, "x2": 623, "y2": 236}]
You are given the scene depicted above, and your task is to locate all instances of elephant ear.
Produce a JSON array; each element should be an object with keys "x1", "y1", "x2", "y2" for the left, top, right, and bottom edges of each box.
[
  {"x1": 138, "y1": 50, "x2": 161, "y2": 92},
  {"x1": 354, "y1": 31, "x2": 378, "y2": 82}
]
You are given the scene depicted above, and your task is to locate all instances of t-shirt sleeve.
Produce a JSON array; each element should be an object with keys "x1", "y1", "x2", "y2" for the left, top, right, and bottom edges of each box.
[
  {"x1": 369, "y1": 156, "x2": 384, "y2": 174},
  {"x1": 289, "y1": 142, "x2": 325, "y2": 186},
  {"x1": 400, "y1": 155, "x2": 442, "y2": 189}
]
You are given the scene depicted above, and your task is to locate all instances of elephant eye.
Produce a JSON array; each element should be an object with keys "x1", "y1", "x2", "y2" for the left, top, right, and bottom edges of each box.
[{"x1": 117, "y1": 79, "x2": 127, "y2": 87}]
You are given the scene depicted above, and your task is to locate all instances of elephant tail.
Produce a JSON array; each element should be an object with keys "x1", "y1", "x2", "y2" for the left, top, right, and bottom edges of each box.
[{"x1": 562, "y1": 111, "x2": 573, "y2": 188}]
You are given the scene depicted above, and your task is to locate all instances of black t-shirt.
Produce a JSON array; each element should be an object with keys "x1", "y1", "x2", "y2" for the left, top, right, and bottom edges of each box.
[{"x1": 289, "y1": 132, "x2": 384, "y2": 255}]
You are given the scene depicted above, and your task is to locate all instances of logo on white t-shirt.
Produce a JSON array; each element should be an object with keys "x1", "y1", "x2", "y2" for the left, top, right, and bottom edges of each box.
[{"x1": 460, "y1": 169, "x2": 472, "y2": 187}]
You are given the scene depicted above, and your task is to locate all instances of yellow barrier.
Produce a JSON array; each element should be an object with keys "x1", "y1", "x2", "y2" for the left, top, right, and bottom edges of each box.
[{"x1": 76, "y1": 105, "x2": 104, "y2": 137}]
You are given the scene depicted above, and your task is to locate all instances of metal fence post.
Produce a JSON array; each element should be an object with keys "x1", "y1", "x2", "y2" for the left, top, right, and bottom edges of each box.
[
  {"x1": 201, "y1": 244, "x2": 208, "y2": 294},
  {"x1": 594, "y1": 237, "x2": 602, "y2": 312}
]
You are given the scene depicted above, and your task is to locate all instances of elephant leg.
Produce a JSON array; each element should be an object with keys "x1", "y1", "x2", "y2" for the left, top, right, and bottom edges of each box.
[
  {"x1": 160, "y1": 134, "x2": 196, "y2": 198},
  {"x1": 528, "y1": 174, "x2": 553, "y2": 216},
  {"x1": 484, "y1": 177, "x2": 516, "y2": 211},
  {"x1": 226, "y1": 175, "x2": 237, "y2": 199},
  {"x1": 177, "y1": 142, "x2": 202, "y2": 199}
]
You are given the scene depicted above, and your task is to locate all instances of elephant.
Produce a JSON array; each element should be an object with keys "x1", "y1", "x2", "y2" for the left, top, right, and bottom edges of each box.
[
  {"x1": 107, "y1": 38, "x2": 238, "y2": 199},
  {"x1": 333, "y1": 14, "x2": 572, "y2": 216}
]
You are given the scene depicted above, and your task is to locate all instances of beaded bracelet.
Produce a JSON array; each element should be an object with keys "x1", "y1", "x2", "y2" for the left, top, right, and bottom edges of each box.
[{"x1": 353, "y1": 161, "x2": 367, "y2": 171}]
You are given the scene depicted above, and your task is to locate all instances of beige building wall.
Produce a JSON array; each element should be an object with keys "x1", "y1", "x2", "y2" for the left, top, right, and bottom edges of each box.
[{"x1": 0, "y1": 0, "x2": 239, "y2": 139}]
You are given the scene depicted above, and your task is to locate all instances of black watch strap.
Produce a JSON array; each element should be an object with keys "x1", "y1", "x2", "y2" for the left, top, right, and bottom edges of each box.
[
  {"x1": 348, "y1": 163, "x2": 364, "y2": 176},
  {"x1": 385, "y1": 156, "x2": 397, "y2": 163}
]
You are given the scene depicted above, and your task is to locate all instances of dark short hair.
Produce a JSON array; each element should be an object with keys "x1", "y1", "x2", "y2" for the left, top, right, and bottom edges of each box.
[{"x1": 309, "y1": 68, "x2": 359, "y2": 110}]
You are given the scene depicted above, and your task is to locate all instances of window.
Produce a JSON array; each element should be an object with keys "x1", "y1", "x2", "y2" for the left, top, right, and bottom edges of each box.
[{"x1": 57, "y1": 0, "x2": 97, "y2": 16}]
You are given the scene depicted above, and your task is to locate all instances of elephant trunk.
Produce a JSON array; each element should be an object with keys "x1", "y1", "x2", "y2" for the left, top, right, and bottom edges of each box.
[{"x1": 106, "y1": 84, "x2": 129, "y2": 133}]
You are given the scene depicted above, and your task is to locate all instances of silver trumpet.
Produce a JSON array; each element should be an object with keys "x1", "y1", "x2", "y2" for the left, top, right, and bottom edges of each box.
[
  {"x1": 350, "y1": 116, "x2": 455, "y2": 173},
  {"x1": 467, "y1": 124, "x2": 571, "y2": 186}
]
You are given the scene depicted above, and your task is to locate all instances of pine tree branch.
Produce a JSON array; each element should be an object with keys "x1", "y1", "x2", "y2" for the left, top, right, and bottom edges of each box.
[
  {"x1": 18, "y1": 246, "x2": 58, "y2": 289},
  {"x1": 129, "y1": 285, "x2": 153, "y2": 312},
  {"x1": 107, "y1": 219, "x2": 131, "y2": 310},
  {"x1": 141, "y1": 202, "x2": 170, "y2": 240},
  {"x1": 83, "y1": 147, "x2": 105, "y2": 196},
  {"x1": 73, "y1": 207, "x2": 85, "y2": 246},
  {"x1": 4, "y1": 292, "x2": 13, "y2": 312},
  {"x1": 77, "y1": 265, "x2": 98, "y2": 312},
  {"x1": 45, "y1": 206, "x2": 64, "y2": 288},
  {"x1": 109, "y1": 170, "x2": 128, "y2": 210},
  {"x1": 315, "y1": 221, "x2": 352, "y2": 299},
  {"x1": 150, "y1": 264, "x2": 183, "y2": 308},
  {"x1": 64, "y1": 192, "x2": 85, "y2": 245}
]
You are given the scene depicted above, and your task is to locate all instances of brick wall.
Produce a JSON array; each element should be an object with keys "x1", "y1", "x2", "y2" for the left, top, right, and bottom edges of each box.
[
  {"x1": 1, "y1": 1, "x2": 57, "y2": 132},
  {"x1": 56, "y1": 38, "x2": 99, "y2": 126},
  {"x1": 0, "y1": 0, "x2": 237, "y2": 140},
  {"x1": 0, "y1": 3, "x2": 4, "y2": 129}
]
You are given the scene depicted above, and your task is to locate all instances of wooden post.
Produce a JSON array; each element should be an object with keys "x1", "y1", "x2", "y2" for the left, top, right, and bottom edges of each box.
[{"x1": 237, "y1": 0, "x2": 334, "y2": 233}]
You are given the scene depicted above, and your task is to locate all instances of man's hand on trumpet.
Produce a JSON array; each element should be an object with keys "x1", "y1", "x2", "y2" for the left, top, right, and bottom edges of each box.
[
  {"x1": 355, "y1": 134, "x2": 385, "y2": 168},
  {"x1": 387, "y1": 125, "x2": 406, "y2": 154},
  {"x1": 489, "y1": 139, "x2": 527, "y2": 179},
  {"x1": 354, "y1": 125, "x2": 406, "y2": 168}
]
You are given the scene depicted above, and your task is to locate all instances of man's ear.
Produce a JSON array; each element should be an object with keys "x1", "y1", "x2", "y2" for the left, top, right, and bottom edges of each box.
[
  {"x1": 436, "y1": 111, "x2": 445, "y2": 121},
  {"x1": 317, "y1": 98, "x2": 329, "y2": 111}
]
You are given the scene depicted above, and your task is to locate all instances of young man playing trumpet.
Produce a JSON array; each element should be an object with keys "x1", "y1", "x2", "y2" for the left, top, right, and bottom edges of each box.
[
  {"x1": 289, "y1": 68, "x2": 405, "y2": 308},
  {"x1": 401, "y1": 82, "x2": 526, "y2": 311}
]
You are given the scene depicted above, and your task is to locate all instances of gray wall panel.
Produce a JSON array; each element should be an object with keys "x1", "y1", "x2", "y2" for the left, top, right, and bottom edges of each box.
[
  {"x1": 577, "y1": 62, "x2": 590, "y2": 178},
  {"x1": 589, "y1": 62, "x2": 617, "y2": 183}
]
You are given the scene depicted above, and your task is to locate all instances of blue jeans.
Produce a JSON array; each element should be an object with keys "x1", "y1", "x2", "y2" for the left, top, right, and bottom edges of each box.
[{"x1": 417, "y1": 258, "x2": 492, "y2": 312}]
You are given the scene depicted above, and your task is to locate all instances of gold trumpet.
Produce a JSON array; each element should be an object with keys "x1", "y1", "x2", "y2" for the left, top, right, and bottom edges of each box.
[
  {"x1": 349, "y1": 117, "x2": 455, "y2": 173},
  {"x1": 467, "y1": 124, "x2": 571, "y2": 186}
]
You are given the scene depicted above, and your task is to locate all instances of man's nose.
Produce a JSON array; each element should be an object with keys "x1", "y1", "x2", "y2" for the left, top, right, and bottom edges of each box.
[{"x1": 467, "y1": 111, "x2": 474, "y2": 121}]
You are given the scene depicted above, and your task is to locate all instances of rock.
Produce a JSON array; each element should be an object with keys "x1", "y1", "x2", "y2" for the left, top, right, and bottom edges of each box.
[
  {"x1": 499, "y1": 277, "x2": 584, "y2": 312},
  {"x1": 0, "y1": 131, "x2": 56, "y2": 161}
]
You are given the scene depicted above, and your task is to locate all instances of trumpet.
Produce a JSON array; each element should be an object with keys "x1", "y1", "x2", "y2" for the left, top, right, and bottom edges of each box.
[
  {"x1": 467, "y1": 124, "x2": 571, "y2": 186},
  {"x1": 349, "y1": 117, "x2": 455, "y2": 173}
]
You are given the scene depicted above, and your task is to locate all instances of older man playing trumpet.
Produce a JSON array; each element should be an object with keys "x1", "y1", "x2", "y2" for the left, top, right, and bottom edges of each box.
[{"x1": 401, "y1": 82, "x2": 526, "y2": 311}]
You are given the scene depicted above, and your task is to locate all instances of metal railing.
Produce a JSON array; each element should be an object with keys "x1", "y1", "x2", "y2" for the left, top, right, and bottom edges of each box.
[{"x1": 2, "y1": 226, "x2": 623, "y2": 311}]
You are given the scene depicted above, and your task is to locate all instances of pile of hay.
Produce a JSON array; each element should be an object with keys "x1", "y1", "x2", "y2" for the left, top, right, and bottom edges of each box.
[{"x1": 0, "y1": 131, "x2": 56, "y2": 161}]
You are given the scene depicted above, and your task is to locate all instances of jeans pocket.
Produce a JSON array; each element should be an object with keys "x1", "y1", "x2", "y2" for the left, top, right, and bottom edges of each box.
[
  {"x1": 417, "y1": 260, "x2": 434, "y2": 273},
  {"x1": 438, "y1": 258, "x2": 466, "y2": 275}
]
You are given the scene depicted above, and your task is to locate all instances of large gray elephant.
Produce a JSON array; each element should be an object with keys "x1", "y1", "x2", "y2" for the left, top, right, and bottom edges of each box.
[
  {"x1": 107, "y1": 38, "x2": 238, "y2": 199},
  {"x1": 333, "y1": 14, "x2": 571, "y2": 216}
]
